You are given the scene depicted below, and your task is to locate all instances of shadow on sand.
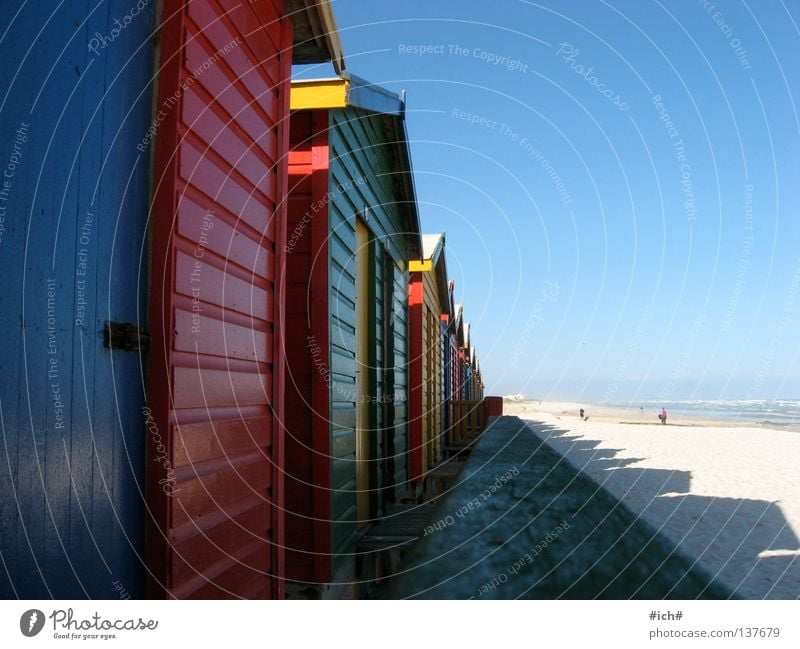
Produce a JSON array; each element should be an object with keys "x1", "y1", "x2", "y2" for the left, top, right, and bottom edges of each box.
[
  {"x1": 382, "y1": 417, "x2": 741, "y2": 599},
  {"x1": 535, "y1": 423, "x2": 799, "y2": 599}
]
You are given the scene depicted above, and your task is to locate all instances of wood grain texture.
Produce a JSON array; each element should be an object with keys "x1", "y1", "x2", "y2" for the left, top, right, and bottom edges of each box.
[
  {"x1": 284, "y1": 109, "x2": 332, "y2": 582},
  {"x1": 147, "y1": 0, "x2": 290, "y2": 600},
  {"x1": 284, "y1": 105, "x2": 414, "y2": 584},
  {"x1": 0, "y1": 0, "x2": 154, "y2": 599}
]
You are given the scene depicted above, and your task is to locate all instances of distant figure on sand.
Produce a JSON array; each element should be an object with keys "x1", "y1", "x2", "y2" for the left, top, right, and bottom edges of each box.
[
  {"x1": 640, "y1": 406, "x2": 644, "y2": 415},
  {"x1": 658, "y1": 408, "x2": 667, "y2": 425},
  {"x1": 579, "y1": 408, "x2": 585, "y2": 420}
]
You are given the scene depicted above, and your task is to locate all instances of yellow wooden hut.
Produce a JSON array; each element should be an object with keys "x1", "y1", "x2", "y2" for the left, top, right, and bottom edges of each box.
[{"x1": 408, "y1": 233, "x2": 450, "y2": 481}]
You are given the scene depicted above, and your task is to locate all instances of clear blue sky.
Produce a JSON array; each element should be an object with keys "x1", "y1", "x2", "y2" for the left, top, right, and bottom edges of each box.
[{"x1": 299, "y1": 0, "x2": 800, "y2": 401}]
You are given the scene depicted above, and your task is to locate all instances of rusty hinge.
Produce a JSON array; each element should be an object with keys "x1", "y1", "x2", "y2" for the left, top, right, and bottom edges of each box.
[{"x1": 104, "y1": 321, "x2": 150, "y2": 352}]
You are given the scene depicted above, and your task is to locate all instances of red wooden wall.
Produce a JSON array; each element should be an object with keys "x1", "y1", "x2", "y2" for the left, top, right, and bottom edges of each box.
[
  {"x1": 147, "y1": 0, "x2": 291, "y2": 599},
  {"x1": 407, "y1": 273, "x2": 424, "y2": 482},
  {"x1": 284, "y1": 109, "x2": 333, "y2": 583},
  {"x1": 485, "y1": 396, "x2": 503, "y2": 418}
]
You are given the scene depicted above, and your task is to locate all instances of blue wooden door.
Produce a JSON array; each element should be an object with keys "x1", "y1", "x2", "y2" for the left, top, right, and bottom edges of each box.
[{"x1": 0, "y1": 1, "x2": 154, "y2": 598}]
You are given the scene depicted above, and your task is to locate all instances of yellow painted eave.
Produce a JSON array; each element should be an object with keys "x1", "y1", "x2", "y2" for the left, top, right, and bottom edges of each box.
[
  {"x1": 409, "y1": 259, "x2": 433, "y2": 272},
  {"x1": 291, "y1": 79, "x2": 349, "y2": 110}
]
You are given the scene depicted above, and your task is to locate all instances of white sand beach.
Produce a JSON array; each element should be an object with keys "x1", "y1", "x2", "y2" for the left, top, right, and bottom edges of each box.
[{"x1": 507, "y1": 401, "x2": 800, "y2": 599}]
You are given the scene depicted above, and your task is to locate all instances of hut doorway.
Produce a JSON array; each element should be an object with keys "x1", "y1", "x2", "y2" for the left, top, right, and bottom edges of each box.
[{"x1": 355, "y1": 218, "x2": 371, "y2": 525}]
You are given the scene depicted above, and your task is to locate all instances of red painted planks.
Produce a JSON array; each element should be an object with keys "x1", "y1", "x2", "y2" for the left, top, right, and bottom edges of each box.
[
  {"x1": 174, "y1": 251, "x2": 272, "y2": 319},
  {"x1": 183, "y1": 37, "x2": 279, "y2": 159},
  {"x1": 177, "y1": 196, "x2": 272, "y2": 279},
  {"x1": 149, "y1": 0, "x2": 290, "y2": 600},
  {"x1": 170, "y1": 503, "x2": 271, "y2": 588},
  {"x1": 182, "y1": 87, "x2": 270, "y2": 189},
  {"x1": 172, "y1": 417, "x2": 272, "y2": 468},
  {"x1": 284, "y1": 109, "x2": 333, "y2": 583},
  {"x1": 189, "y1": 0, "x2": 282, "y2": 93},
  {"x1": 169, "y1": 457, "x2": 272, "y2": 528},
  {"x1": 179, "y1": 141, "x2": 274, "y2": 229},
  {"x1": 172, "y1": 366, "x2": 272, "y2": 409},
  {"x1": 174, "y1": 543, "x2": 271, "y2": 600},
  {"x1": 174, "y1": 309, "x2": 272, "y2": 363},
  {"x1": 407, "y1": 273, "x2": 424, "y2": 482}
]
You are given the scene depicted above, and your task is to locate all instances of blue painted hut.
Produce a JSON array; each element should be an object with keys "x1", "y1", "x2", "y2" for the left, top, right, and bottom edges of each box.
[{"x1": 0, "y1": 0, "x2": 341, "y2": 599}]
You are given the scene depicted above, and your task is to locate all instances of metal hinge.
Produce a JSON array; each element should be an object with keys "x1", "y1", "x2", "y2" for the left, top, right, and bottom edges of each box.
[{"x1": 104, "y1": 321, "x2": 150, "y2": 352}]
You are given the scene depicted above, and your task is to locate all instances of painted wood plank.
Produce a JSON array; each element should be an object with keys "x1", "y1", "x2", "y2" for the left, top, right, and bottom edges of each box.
[
  {"x1": 174, "y1": 309, "x2": 271, "y2": 362},
  {"x1": 0, "y1": 0, "x2": 154, "y2": 599},
  {"x1": 170, "y1": 456, "x2": 272, "y2": 528},
  {"x1": 177, "y1": 195, "x2": 271, "y2": 279},
  {"x1": 179, "y1": 140, "x2": 275, "y2": 229},
  {"x1": 182, "y1": 87, "x2": 270, "y2": 189},
  {"x1": 173, "y1": 416, "x2": 271, "y2": 468},
  {"x1": 188, "y1": 0, "x2": 281, "y2": 102},
  {"x1": 174, "y1": 250, "x2": 271, "y2": 320},
  {"x1": 172, "y1": 367, "x2": 271, "y2": 409},
  {"x1": 182, "y1": 36, "x2": 278, "y2": 158}
]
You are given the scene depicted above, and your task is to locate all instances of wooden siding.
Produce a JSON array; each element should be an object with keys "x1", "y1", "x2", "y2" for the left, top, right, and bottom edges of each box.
[
  {"x1": 423, "y1": 270, "x2": 444, "y2": 468},
  {"x1": 284, "y1": 109, "x2": 331, "y2": 582},
  {"x1": 409, "y1": 268, "x2": 444, "y2": 481},
  {"x1": 0, "y1": 0, "x2": 154, "y2": 598},
  {"x1": 147, "y1": 0, "x2": 291, "y2": 599},
  {"x1": 443, "y1": 324, "x2": 462, "y2": 435},
  {"x1": 408, "y1": 275, "x2": 424, "y2": 482},
  {"x1": 328, "y1": 107, "x2": 410, "y2": 579},
  {"x1": 284, "y1": 106, "x2": 412, "y2": 584}
]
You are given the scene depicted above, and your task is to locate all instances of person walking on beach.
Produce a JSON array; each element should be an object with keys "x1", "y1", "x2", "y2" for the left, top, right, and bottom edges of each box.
[
  {"x1": 579, "y1": 408, "x2": 585, "y2": 420},
  {"x1": 659, "y1": 407, "x2": 667, "y2": 425}
]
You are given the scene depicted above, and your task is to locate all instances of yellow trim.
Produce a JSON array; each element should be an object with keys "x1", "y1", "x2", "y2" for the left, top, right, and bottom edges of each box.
[
  {"x1": 290, "y1": 79, "x2": 349, "y2": 110},
  {"x1": 409, "y1": 259, "x2": 433, "y2": 272}
]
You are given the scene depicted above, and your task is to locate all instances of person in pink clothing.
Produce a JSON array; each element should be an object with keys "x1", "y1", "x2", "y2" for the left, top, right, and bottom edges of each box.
[{"x1": 658, "y1": 407, "x2": 667, "y2": 425}]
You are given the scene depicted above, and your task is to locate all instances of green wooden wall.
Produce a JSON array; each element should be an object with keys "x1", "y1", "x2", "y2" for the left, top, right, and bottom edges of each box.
[{"x1": 327, "y1": 107, "x2": 411, "y2": 576}]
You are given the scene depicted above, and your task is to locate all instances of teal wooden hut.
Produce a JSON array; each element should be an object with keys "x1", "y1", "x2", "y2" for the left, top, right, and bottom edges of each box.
[{"x1": 283, "y1": 74, "x2": 421, "y2": 593}]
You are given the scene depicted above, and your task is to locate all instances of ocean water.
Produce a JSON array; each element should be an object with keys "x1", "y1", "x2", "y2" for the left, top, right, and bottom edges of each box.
[{"x1": 610, "y1": 399, "x2": 800, "y2": 428}]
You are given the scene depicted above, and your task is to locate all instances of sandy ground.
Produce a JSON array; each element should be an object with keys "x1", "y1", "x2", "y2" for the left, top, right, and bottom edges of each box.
[
  {"x1": 384, "y1": 416, "x2": 732, "y2": 600},
  {"x1": 509, "y1": 401, "x2": 800, "y2": 599}
]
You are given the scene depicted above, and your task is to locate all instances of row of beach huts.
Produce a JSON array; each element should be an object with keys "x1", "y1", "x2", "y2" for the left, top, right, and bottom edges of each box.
[{"x1": 0, "y1": 1, "x2": 493, "y2": 599}]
